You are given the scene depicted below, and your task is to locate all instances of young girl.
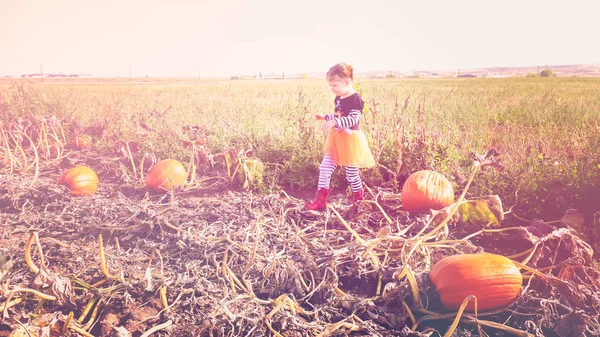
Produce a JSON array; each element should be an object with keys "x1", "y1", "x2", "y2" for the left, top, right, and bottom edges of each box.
[{"x1": 305, "y1": 63, "x2": 376, "y2": 211}]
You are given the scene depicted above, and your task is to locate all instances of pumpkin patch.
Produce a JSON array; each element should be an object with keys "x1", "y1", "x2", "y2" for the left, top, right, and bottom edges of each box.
[
  {"x1": 430, "y1": 253, "x2": 523, "y2": 311},
  {"x1": 57, "y1": 166, "x2": 99, "y2": 196},
  {"x1": 401, "y1": 170, "x2": 454, "y2": 214},
  {"x1": 145, "y1": 159, "x2": 188, "y2": 192}
]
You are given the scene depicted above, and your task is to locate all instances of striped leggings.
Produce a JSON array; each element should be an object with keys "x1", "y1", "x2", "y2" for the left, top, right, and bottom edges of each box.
[{"x1": 317, "y1": 154, "x2": 363, "y2": 192}]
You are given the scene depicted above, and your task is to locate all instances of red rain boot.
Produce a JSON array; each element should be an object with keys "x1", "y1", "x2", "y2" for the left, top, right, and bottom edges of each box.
[
  {"x1": 353, "y1": 189, "x2": 364, "y2": 202},
  {"x1": 305, "y1": 188, "x2": 330, "y2": 211}
]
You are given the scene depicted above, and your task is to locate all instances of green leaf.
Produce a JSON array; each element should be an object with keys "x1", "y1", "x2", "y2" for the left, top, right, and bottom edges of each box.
[{"x1": 458, "y1": 195, "x2": 504, "y2": 227}]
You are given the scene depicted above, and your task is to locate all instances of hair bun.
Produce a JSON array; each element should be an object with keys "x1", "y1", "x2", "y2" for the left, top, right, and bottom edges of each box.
[
  {"x1": 343, "y1": 64, "x2": 353, "y2": 78},
  {"x1": 327, "y1": 63, "x2": 355, "y2": 80}
]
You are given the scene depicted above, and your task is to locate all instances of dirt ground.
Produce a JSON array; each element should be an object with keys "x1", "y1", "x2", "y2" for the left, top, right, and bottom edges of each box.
[{"x1": 1, "y1": 150, "x2": 600, "y2": 337}]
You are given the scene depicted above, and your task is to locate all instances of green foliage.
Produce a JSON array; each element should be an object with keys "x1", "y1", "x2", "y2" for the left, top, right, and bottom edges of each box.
[
  {"x1": 540, "y1": 69, "x2": 554, "y2": 77},
  {"x1": 353, "y1": 81, "x2": 369, "y2": 114},
  {"x1": 458, "y1": 197, "x2": 503, "y2": 227}
]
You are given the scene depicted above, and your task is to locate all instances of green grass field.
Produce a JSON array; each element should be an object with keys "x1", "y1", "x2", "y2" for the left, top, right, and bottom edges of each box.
[{"x1": 2, "y1": 76, "x2": 599, "y2": 224}]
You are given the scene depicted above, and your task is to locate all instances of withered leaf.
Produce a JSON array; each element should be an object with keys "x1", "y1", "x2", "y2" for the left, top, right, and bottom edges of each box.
[
  {"x1": 0, "y1": 249, "x2": 13, "y2": 281},
  {"x1": 135, "y1": 122, "x2": 156, "y2": 135},
  {"x1": 560, "y1": 209, "x2": 586, "y2": 235}
]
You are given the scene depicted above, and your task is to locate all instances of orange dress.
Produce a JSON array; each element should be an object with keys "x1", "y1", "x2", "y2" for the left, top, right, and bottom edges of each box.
[{"x1": 322, "y1": 93, "x2": 375, "y2": 168}]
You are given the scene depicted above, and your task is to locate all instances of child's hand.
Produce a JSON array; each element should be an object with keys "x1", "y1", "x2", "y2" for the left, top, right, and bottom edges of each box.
[
  {"x1": 314, "y1": 114, "x2": 326, "y2": 120},
  {"x1": 322, "y1": 120, "x2": 337, "y2": 132}
]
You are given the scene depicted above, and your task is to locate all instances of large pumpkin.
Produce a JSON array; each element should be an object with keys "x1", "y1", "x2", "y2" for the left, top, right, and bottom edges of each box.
[
  {"x1": 401, "y1": 170, "x2": 454, "y2": 214},
  {"x1": 57, "y1": 166, "x2": 99, "y2": 196},
  {"x1": 430, "y1": 253, "x2": 523, "y2": 311},
  {"x1": 145, "y1": 159, "x2": 187, "y2": 192}
]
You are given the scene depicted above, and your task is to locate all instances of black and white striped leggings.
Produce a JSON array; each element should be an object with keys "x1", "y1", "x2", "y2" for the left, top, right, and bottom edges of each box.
[{"x1": 317, "y1": 154, "x2": 363, "y2": 192}]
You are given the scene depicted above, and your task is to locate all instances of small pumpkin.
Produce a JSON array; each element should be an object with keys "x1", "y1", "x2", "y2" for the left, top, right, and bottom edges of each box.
[
  {"x1": 75, "y1": 135, "x2": 92, "y2": 149},
  {"x1": 145, "y1": 159, "x2": 188, "y2": 193},
  {"x1": 430, "y1": 253, "x2": 523, "y2": 311},
  {"x1": 401, "y1": 170, "x2": 454, "y2": 214},
  {"x1": 57, "y1": 166, "x2": 99, "y2": 196}
]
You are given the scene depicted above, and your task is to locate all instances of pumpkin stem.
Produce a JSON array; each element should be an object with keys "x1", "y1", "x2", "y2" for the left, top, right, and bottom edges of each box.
[
  {"x1": 394, "y1": 265, "x2": 426, "y2": 311},
  {"x1": 417, "y1": 312, "x2": 533, "y2": 337},
  {"x1": 37, "y1": 121, "x2": 51, "y2": 158},
  {"x1": 98, "y1": 234, "x2": 113, "y2": 279},
  {"x1": 186, "y1": 144, "x2": 197, "y2": 185},
  {"x1": 1, "y1": 131, "x2": 16, "y2": 176},
  {"x1": 159, "y1": 285, "x2": 170, "y2": 314},
  {"x1": 125, "y1": 141, "x2": 138, "y2": 179},
  {"x1": 17, "y1": 131, "x2": 39, "y2": 187},
  {"x1": 62, "y1": 311, "x2": 74, "y2": 335},
  {"x1": 442, "y1": 295, "x2": 478, "y2": 337},
  {"x1": 24, "y1": 232, "x2": 41, "y2": 274},
  {"x1": 9, "y1": 131, "x2": 28, "y2": 169},
  {"x1": 8, "y1": 287, "x2": 57, "y2": 302},
  {"x1": 360, "y1": 200, "x2": 393, "y2": 223},
  {"x1": 244, "y1": 219, "x2": 261, "y2": 274},
  {"x1": 77, "y1": 295, "x2": 100, "y2": 323},
  {"x1": 511, "y1": 260, "x2": 550, "y2": 280},
  {"x1": 401, "y1": 300, "x2": 418, "y2": 330}
]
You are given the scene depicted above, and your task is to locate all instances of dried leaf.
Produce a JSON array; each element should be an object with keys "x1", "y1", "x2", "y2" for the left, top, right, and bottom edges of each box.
[
  {"x1": 560, "y1": 209, "x2": 586, "y2": 235},
  {"x1": 115, "y1": 140, "x2": 139, "y2": 157},
  {"x1": 114, "y1": 326, "x2": 132, "y2": 337},
  {"x1": 557, "y1": 264, "x2": 575, "y2": 281},
  {"x1": 525, "y1": 219, "x2": 555, "y2": 239},
  {"x1": 144, "y1": 267, "x2": 153, "y2": 292},
  {"x1": 556, "y1": 311, "x2": 589, "y2": 337},
  {"x1": 0, "y1": 249, "x2": 13, "y2": 281},
  {"x1": 182, "y1": 137, "x2": 207, "y2": 149},
  {"x1": 9, "y1": 325, "x2": 36, "y2": 337},
  {"x1": 50, "y1": 275, "x2": 75, "y2": 306},
  {"x1": 136, "y1": 122, "x2": 156, "y2": 135},
  {"x1": 517, "y1": 221, "x2": 594, "y2": 264},
  {"x1": 470, "y1": 148, "x2": 505, "y2": 171}
]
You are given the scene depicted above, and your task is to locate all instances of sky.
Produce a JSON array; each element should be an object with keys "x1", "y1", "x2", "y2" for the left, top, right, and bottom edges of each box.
[{"x1": 1, "y1": 0, "x2": 599, "y2": 77}]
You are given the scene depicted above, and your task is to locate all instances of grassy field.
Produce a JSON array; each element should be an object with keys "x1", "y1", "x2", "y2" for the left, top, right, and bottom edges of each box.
[{"x1": 1, "y1": 76, "x2": 599, "y2": 222}]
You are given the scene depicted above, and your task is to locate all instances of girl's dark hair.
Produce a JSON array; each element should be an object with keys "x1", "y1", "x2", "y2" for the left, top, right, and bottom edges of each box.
[{"x1": 327, "y1": 63, "x2": 354, "y2": 80}]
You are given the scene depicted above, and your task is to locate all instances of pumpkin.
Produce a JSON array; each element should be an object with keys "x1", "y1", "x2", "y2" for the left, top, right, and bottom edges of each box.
[
  {"x1": 401, "y1": 170, "x2": 454, "y2": 214},
  {"x1": 57, "y1": 166, "x2": 99, "y2": 196},
  {"x1": 75, "y1": 135, "x2": 92, "y2": 149},
  {"x1": 430, "y1": 253, "x2": 523, "y2": 311},
  {"x1": 145, "y1": 159, "x2": 188, "y2": 192}
]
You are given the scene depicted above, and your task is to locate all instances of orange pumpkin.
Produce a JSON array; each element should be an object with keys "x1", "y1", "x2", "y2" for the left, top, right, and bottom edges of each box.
[
  {"x1": 145, "y1": 159, "x2": 187, "y2": 193},
  {"x1": 75, "y1": 135, "x2": 92, "y2": 149},
  {"x1": 430, "y1": 253, "x2": 523, "y2": 311},
  {"x1": 57, "y1": 166, "x2": 99, "y2": 196},
  {"x1": 401, "y1": 170, "x2": 454, "y2": 214}
]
